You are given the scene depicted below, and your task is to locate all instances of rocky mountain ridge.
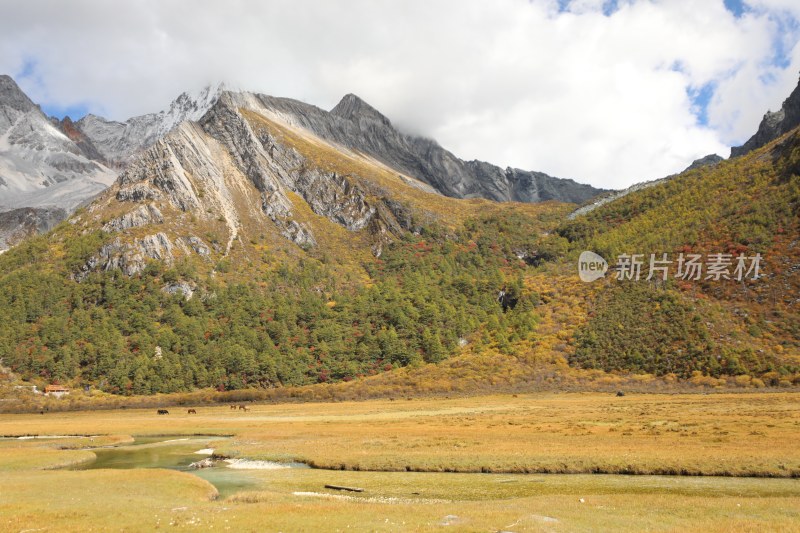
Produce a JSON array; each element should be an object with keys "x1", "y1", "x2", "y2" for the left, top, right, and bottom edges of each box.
[
  {"x1": 78, "y1": 90, "x2": 458, "y2": 275},
  {"x1": 0, "y1": 75, "x2": 116, "y2": 217},
  {"x1": 2, "y1": 75, "x2": 609, "y2": 252},
  {"x1": 0, "y1": 78, "x2": 228, "y2": 251},
  {"x1": 731, "y1": 74, "x2": 800, "y2": 157},
  {"x1": 75, "y1": 83, "x2": 224, "y2": 167},
  {"x1": 245, "y1": 92, "x2": 605, "y2": 204}
]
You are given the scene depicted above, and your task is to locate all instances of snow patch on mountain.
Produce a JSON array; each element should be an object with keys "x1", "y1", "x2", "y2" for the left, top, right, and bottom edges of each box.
[
  {"x1": 0, "y1": 75, "x2": 117, "y2": 249},
  {"x1": 76, "y1": 84, "x2": 224, "y2": 166}
]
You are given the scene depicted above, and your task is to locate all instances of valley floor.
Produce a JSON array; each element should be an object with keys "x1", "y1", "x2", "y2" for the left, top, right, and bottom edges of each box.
[{"x1": 0, "y1": 392, "x2": 798, "y2": 531}]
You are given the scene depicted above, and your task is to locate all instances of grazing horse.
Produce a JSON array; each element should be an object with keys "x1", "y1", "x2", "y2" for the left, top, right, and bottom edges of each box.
[
  {"x1": 157, "y1": 409, "x2": 169, "y2": 415},
  {"x1": 187, "y1": 408, "x2": 197, "y2": 414},
  {"x1": 230, "y1": 405, "x2": 238, "y2": 410},
  {"x1": 238, "y1": 404, "x2": 250, "y2": 412}
]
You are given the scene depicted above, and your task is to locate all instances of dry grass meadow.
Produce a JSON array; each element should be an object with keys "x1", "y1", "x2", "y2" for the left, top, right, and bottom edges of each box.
[{"x1": 0, "y1": 392, "x2": 798, "y2": 531}]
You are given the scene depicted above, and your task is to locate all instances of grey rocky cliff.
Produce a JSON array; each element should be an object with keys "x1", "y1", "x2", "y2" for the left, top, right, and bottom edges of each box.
[
  {"x1": 0, "y1": 75, "x2": 116, "y2": 250},
  {"x1": 248, "y1": 92, "x2": 605, "y2": 203},
  {"x1": 162, "y1": 281, "x2": 196, "y2": 300},
  {"x1": 0, "y1": 75, "x2": 36, "y2": 113},
  {"x1": 731, "y1": 74, "x2": 800, "y2": 157},
  {"x1": 197, "y1": 97, "x2": 294, "y2": 219},
  {"x1": 3, "y1": 75, "x2": 607, "y2": 257},
  {"x1": 200, "y1": 94, "x2": 414, "y2": 248},
  {"x1": 684, "y1": 153, "x2": 723, "y2": 171},
  {"x1": 81, "y1": 93, "x2": 430, "y2": 274},
  {"x1": 75, "y1": 84, "x2": 223, "y2": 167},
  {"x1": 51, "y1": 116, "x2": 107, "y2": 164},
  {"x1": 6, "y1": 78, "x2": 610, "y2": 266},
  {"x1": 77, "y1": 115, "x2": 251, "y2": 275},
  {"x1": 77, "y1": 232, "x2": 176, "y2": 279},
  {"x1": 0, "y1": 206, "x2": 66, "y2": 250},
  {"x1": 102, "y1": 204, "x2": 163, "y2": 232}
]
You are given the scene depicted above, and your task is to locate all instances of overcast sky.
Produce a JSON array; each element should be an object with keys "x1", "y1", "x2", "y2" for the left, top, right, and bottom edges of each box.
[{"x1": 2, "y1": 0, "x2": 800, "y2": 189}]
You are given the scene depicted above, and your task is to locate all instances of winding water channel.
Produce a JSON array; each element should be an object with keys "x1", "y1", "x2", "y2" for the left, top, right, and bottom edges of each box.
[
  {"x1": 74, "y1": 436, "x2": 308, "y2": 498},
  {"x1": 60, "y1": 435, "x2": 800, "y2": 507}
]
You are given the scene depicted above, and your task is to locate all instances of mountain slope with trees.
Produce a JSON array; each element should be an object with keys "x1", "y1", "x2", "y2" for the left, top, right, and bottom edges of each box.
[
  {"x1": 1, "y1": 80, "x2": 799, "y2": 401},
  {"x1": 552, "y1": 125, "x2": 800, "y2": 383}
]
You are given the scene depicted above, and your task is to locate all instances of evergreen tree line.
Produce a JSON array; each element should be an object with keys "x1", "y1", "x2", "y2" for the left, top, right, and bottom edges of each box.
[{"x1": 0, "y1": 214, "x2": 540, "y2": 394}]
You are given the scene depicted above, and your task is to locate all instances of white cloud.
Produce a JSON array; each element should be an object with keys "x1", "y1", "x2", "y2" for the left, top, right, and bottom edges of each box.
[{"x1": 1, "y1": 0, "x2": 798, "y2": 189}]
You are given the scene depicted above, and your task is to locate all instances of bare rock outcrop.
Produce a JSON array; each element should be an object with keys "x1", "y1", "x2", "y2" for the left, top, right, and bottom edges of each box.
[
  {"x1": 732, "y1": 74, "x2": 800, "y2": 157},
  {"x1": 103, "y1": 204, "x2": 164, "y2": 232}
]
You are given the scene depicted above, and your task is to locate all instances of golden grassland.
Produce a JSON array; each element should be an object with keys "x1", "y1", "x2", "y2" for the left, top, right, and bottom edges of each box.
[
  {"x1": 2, "y1": 467, "x2": 797, "y2": 532},
  {"x1": 219, "y1": 393, "x2": 798, "y2": 477},
  {"x1": 0, "y1": 447, "x2": 95, "y2": 471},
  {"x1": 0, "y1": 393, "x2": 798, "y2": 532},
  {"x1": 0, "y1": 392, "x2": 798, "y2": 531},
  {"x1": 1, "y1": 394, "x2": 798, "y2": 476}
]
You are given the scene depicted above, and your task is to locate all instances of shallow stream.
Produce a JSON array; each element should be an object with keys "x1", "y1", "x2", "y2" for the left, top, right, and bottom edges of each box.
[{"x1": 74, "y1": 435, "x2": 307, "y2": 498}]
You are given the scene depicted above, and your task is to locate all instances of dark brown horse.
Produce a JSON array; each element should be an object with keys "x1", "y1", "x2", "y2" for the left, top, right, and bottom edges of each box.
[
  {"x1": 187, "y1": 409, "x2": 197, "y2": 414},
  {"x1": 157, "y1": 409, "x2": 169, "y2": 415}
]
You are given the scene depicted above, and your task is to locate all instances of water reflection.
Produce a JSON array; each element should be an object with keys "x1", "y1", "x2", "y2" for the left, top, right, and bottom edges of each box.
[{"x1": 76, "y1": 436, "x2": 306, "y2": 498}]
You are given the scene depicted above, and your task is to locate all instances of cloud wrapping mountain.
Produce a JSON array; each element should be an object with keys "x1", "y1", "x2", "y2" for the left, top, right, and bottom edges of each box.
[{"x1": 2, "y1": 0, "x2": 799, "y2": 188}]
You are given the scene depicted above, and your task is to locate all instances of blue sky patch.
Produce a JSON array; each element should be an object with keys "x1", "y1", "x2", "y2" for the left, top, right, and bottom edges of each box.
[
  {"x1": 39, "y1": 102, "x2": 92, "y2": 121},
  {"x1": 770, "y1": 14, "x2": 799, "y2": 70},
  {"x1": 601, "y1": 0, "x2": 619, "y2": 17},
  {"x1": 15, "y1": 58, "x2": 93, "y2": 120},
  {"x1": 556, "y1": 0, "x2": 621, "y2": 16},
  {"x1": 723, "y1": 0, "x2": 746, "y2": 18},
  {"x1": 688, "y1": 82, "x2": 716, "y2": 126}
]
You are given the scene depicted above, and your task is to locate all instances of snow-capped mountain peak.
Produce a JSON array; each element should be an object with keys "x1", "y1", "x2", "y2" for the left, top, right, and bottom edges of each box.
[
  {"x1": 0, "y1": 75, "x2": 115, "y2": 208},
  {"x1": 75, "y1": 83, "x2": 225, "y2": 166}
]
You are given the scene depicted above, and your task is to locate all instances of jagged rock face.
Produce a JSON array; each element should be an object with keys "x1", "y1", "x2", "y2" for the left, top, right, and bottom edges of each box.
[
  {"x1": 0, "y1": 77, "x2": 598, "y2": 260},
  {"x1": 76, "y1": 84, "x2": 223, "y2": 167},
  {"x1": 732, "y1": 76, "x2": 800, "y2": 157},
  {"x1": 114, "y1": 120, "x2": 245, "y2": 255},
  {"x1": 685, "y1": 153, "x2": 723, "y2": 171},
  {"x1": 0, "y1": 75, "x2": 116, "y2": 250},
  {"x1": 506, "y1": 167, "x2": 601, "y2": 203},
  {"x1": 3, "y1": 74, "x2": 607, "y2": 266},
  {"x1": 102, "y1": 204, "x2": 163, "y2": 232},
  {"x1": 80, "y1": 94, "x2": 431, "y2": 274},
  {"x1": 198, "y1": 97, "x2": 294, "y2": 219},
  {"x1": 0, "y1": 77, "x2": 223, "y2": 250},
  {"x1": 82, "y1": 105, "x2": 304, "y2": 273},
  {"x1": 0, "y1": 77, "x2": 116, "y2": 202},
  {"x1": 246, "y1": 92, "x2": 605, "y2": 203},
  {"x1": 292, "y1": 168, "x2": 376, "y2": 231},
  {"x1": 77, "y1": 232, "x2": 175, "y2": 279},
  {"x1": 162, "y1": 281, "x2": 195, "y2": 300},
  {"x1": 2, "y1": 74, "x2": 605, "y2": 256},
  {"x1": 118, "y1": 124, "x2": 216, "y2": 213},
  {"x1": 200, "y1": 94, "x2": 406, "y2": 245},
  {"x1": 0, "y1": 75, "x2": 36, "y2": 113},
  {"x1": 0, "y1": 206, "x2": 66, "y2": 249},
  {"x1": 52, "y1": 116, "x2": 107, "y2": 163}
]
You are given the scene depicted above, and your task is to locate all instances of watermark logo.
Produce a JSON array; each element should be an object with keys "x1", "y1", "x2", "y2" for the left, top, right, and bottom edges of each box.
[
  {"x1": 578, "y1": 250, "x2": 608, "y2": 282},
  {"x1": 579, "y1": 251, "x2": 763, "y2": 282}
]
